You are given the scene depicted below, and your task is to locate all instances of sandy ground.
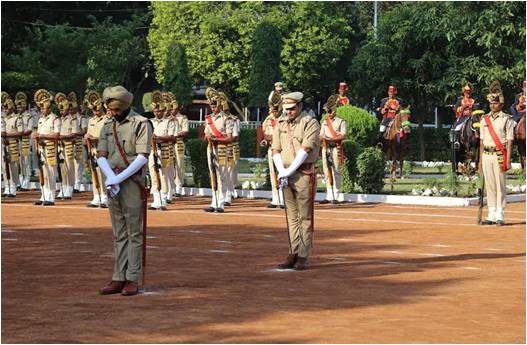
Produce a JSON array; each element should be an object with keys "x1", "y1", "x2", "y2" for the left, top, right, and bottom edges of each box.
[{"x1": 2, "y1": 191, "x2": 525, "y2": 343}]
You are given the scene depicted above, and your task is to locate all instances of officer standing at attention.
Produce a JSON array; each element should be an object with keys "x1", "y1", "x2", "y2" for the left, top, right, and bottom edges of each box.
[
  {"x1": 85, "y1": 90, "x2": 109, "y2": 208},
  {"x1": 33, "y1": 89, "x2": 61, "y2": 206},
  {"x1": 479, "y1": 81, "x2": 514, "y2": 226},
  {"x1": 1, "y1": 94, "x2": 24, "y2": 197},
  {"x1": 272, "y1": 92, "x2": 320, "y2": 270},
  {"x1": 261, "y1": 92, "x2": 284, "y2": 208},
  {"x1": 320, "y1": 95, "x2": 347, "y2": 204},
  {"x1": 97, "y1": 85, "x2": 152, "y2": 296},
  {"x1": 14, "y1": 92, "x2": 33, "y2": 191}
]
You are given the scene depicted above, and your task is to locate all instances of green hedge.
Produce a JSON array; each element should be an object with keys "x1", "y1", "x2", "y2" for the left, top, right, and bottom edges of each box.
[
  {"x1": 335, "y1": 105, "x2": 379, "y2": 147},
  {"x1": 186, "y1": 138, "x2": 210, "y2": 188},
  {"x1": 339, "y1": 140, "x2": 364, "y2": 193},
  {"x1": 356, "y1": 147, "x2": 385, "y2": 194},
  {"x1": 239, "y1": 128, "x2": 257, "y2": 157}
]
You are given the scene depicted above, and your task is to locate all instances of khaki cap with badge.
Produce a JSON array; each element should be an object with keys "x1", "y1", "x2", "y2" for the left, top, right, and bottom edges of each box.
[{"x1": 281, "y1": 92, "x2": 303, "y2": 110}]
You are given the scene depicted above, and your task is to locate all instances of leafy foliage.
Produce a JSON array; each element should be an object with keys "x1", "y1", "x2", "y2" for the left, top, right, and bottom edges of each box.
[
  {"x1": 247, "y1": 21, "x2": 282, "y2": 107},
  {"x1": 356, "y1": 147, "x2": 385, "y2": 194},
  {"x1": 164, "y1": 43, "x2": 193, "y2": 106},
  {"x1": 335, "y1": 105, "x2": 379, "y2": 147},
  {"x1": 339, "y1": 140, "x2": 364, "y2": 193},
  {"x1": 186, "y1": 138, "x2": 210, "y2": 188}
]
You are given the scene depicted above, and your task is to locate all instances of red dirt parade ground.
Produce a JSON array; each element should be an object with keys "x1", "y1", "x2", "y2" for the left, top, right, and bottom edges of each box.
[{"x1": 1, "y1": 191, "x2": 525, "y2": 343}]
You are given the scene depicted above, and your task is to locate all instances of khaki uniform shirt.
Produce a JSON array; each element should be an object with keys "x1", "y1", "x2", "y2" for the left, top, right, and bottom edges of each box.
[
  {"x1": 37, "y1": 113, "x2": 61, "y2": 139},
  {"x1": 98, "y1": 110, "x2": 152, "y2": 170},
  {"x1": 272, "y1": 111, "x2": 320, "y2": 165},
  {"x1": 320, "y1": 116, "x2": 347, "y2": 139},
  {"x1": 19, "y1": 111, "x2": 33, "y2": 133},
  {"x1": 204, "y1": 112, "x2": 233, "y2": 137},
  {"x1": 480, "y1": 111, "x2": 514, "y2": 147},
  {"x1": 4, "y1": 113, "x2": 24, "y2": 134},
  {"x1": 175, "y1": 113, "x2": 189, "y2": 135},
  {"x1": 152, "y1": 117, "x2": 176, "y2": 137},
  {"x1": 76, "y1": 113, "x2": 89, "y2": 133},
  {"x1": 263, "y1": 115, "x2": 280, "y2": 136},
  {"x1": 87, "y1": 115, "x2": 109, "y2": 139},
  {"x1": 60, "y1": 114, "x2": 79, "y2": 136}
]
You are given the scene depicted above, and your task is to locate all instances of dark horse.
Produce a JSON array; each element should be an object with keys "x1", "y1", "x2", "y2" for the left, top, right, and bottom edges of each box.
[
  {"x1": 515, "y1": 114, "x2": 526, "y2": 171},
  {"x1": 451, "y1": 113, "x2": 481, "y2": 176},
  {"x1": 382, "y1": 112, "x2": 411, "y2": 178}
]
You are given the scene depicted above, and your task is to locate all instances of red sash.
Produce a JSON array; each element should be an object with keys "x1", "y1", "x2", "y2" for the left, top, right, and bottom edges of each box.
[
  {"x1": 325, "y1": 118, "x2": 339, "y2": 139},
  {"x1": 270, "y1": 118, "x2": 276, "y2": 129},
  {"x1": 484, "y1": 116, "x2": 508, "y2": 172},
  {"x1": 206, "y1": 115, "x2": 225, "y2": 139}
]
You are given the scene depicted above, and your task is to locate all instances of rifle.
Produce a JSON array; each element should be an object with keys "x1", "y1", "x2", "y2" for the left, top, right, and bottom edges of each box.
[
  {"x1": 323, "y1": 138, "x2": 335, "y2": 202},
  {"x1": 34, "y1": 139, "x2": 45, "y2": 189},
  {"x1": 86, "y1": 138, "x2": 102, "y2": 204},
  {"x1": 477, "y1": 171, "x2": 485, "y2": 224},
  {"x1": 2, "y1": 138, "x2": 11, "y2": 190},
  {"x1": 151, "y1": 137, "x2": 163, "y2": 203},
  {"x1": 56, "y1": 140, "x2": 65, "y2": 198},
  {"x1": 207, "y1": 139, "x2": 219, "y2": 210}
]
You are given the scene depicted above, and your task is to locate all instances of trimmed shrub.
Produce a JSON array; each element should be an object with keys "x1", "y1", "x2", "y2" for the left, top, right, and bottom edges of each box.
[
  {"x1": 239, "y1": 128, "x2": 257, "y2": 157},
  {"x1": 339, "y1": 140, "x2": 364, "y2": 193},
  {"x1": 335, "y1": 105, "x2": 379, "y2": 147},
  {"x1": 356, "y1": 147, "x2": 385, "y2": 194},
  {"x1": 186, "y1": 138, "x2": 210, "y2": 188}
]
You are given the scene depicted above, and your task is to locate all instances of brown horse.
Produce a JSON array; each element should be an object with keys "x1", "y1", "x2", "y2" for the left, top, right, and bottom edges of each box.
[
  {"x1": 515, "y1": 115, "x2": 526, "y2": 171},
  {"x1": 382, "y1": 112, "x2": 411, "y2": 178}
]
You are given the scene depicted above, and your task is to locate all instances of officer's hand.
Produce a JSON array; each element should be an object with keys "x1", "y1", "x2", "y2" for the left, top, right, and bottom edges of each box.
[
  {"x1": 278, "y1": 168, "x2": 292, "y2": 179},
  {"x1": 105, "y1": 176, "x2": 120, "y2": 187},
  {"x1": 205, "y1": 134, "x2": 211, "y2": 140}
]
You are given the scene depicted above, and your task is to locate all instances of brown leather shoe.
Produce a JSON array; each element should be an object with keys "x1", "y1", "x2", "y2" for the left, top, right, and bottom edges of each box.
[
  {"x1": 121, "y1": 281, "x2": 139, "y2": 296},
  {"x1": 99, "y1": 281, "x2": 125, "y2": 295},
  {"x1": 294, "y1": 257, "x2": 309, "y2": 271},
  {"x1": 277, "y1": 254, "x2": 298, "y2": 269}
]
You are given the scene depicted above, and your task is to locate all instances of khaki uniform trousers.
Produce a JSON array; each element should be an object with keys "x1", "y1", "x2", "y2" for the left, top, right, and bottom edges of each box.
[
  {"x1": 283, "y1": 171, "x2": 315, "y2": 259},
  {"x1": 19, "y1": 137, "x2": 32, "y2": 188},
  {"x1": 267, "y1": 147, "x2": 280, "y2": 205},
  {"x1": 321, "y1": 146, "x2": 342, "y2": 201},
  {"x1": 148, "y1": 153, "x2": 171, "y2": 207},
  {"x1": 482, "y1": 152, "x2": 507, "y2": 221},
  {"x1": 174, "y1": 141, "x2": 186, "y2": 193},
  {"x1": 207, "y1": 143, "x2": 228, "y2": 209},
  {"x1": 39, "y1": 144, "x2": 57, "y2": 202},
  {"x1": 59, "y1": 143, "x2": 75, "y2": 197},
  {"x1": 107, "y1": 178, "x2": 144, "y2": 283},
  {"x1": 1, "y1": 155, "x2": 20, "y2": 195},
  {"x1": 73, "y1": 139, "x2": 86, "y2": 189}
]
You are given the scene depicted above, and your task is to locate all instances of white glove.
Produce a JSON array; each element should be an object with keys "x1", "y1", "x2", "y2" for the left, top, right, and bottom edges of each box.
[
  {"x1": 104, "y1": 155, "x2": 148, "y2": 187},
  {"x1": 107, "y1": 184, "x2": 121, "y2": 198},
  {"x1": 277, "y1": 149, "x2": 308, "y2": 179},
  {"x1": 272, "y1": 153, "x2": 286, "y2": 174},
  {"x1": 96, "y1": 157, "x2": 116, "y2": 179}
]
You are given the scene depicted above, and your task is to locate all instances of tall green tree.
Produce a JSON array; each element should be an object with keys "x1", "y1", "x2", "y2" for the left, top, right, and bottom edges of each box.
[
  {"x1": 247, "y1": 21, "x2": 282, "y2": 107},
  {"x1": 164, "y1": 42, "x2": 193, "y2": 106}
]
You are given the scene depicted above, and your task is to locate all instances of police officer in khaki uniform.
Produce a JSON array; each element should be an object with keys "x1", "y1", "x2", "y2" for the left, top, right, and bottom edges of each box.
[
  {"x1": 320, "y1": 95, "x2": 347, "y2": 204},
  {"x1": 161, "y1": 92, "x2": 176, "y2": 202},
  {"x1": 56, "y1": 92, "x2": 78, "y2": 200},
  {"x1": 479, "y1": 81, "x2": 514, "y2": 226},
  {"x1": 33, "y1": 89, "x2": 61, "y2": 206},
  {"x1": 97, "y1": 85, "x2": 152, "y2": 296},
  {"x1": 173, "y1": 98, "x2": 189, "y2": 197},
  {"x1": 272, "y1": 92, "x2": 320, "y2": 270},
  {"x1": 1, "y1": 94, "x2": 24, "y2": 197},
  {"x1": 261, "y1": 92, "x2": 284, "y2": 208},
  {"x1": 148, "y1": 90, "x2": 176, "y2": 210},
  {"x1": 203, "y1": 88, "x2": 233, "y2": 213},
  {"x1": 84, "y1": 90, "x2": 109, "y2": 208},
  {"x1": 224, "y1": 101, "x2": 240, "y2": 206},
  {"x1": 70, "y1": 92, "x2": 88, "y2": 192},
  {"x1": 15, "y1": 92, "x2": 33, "y2": 190}
]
